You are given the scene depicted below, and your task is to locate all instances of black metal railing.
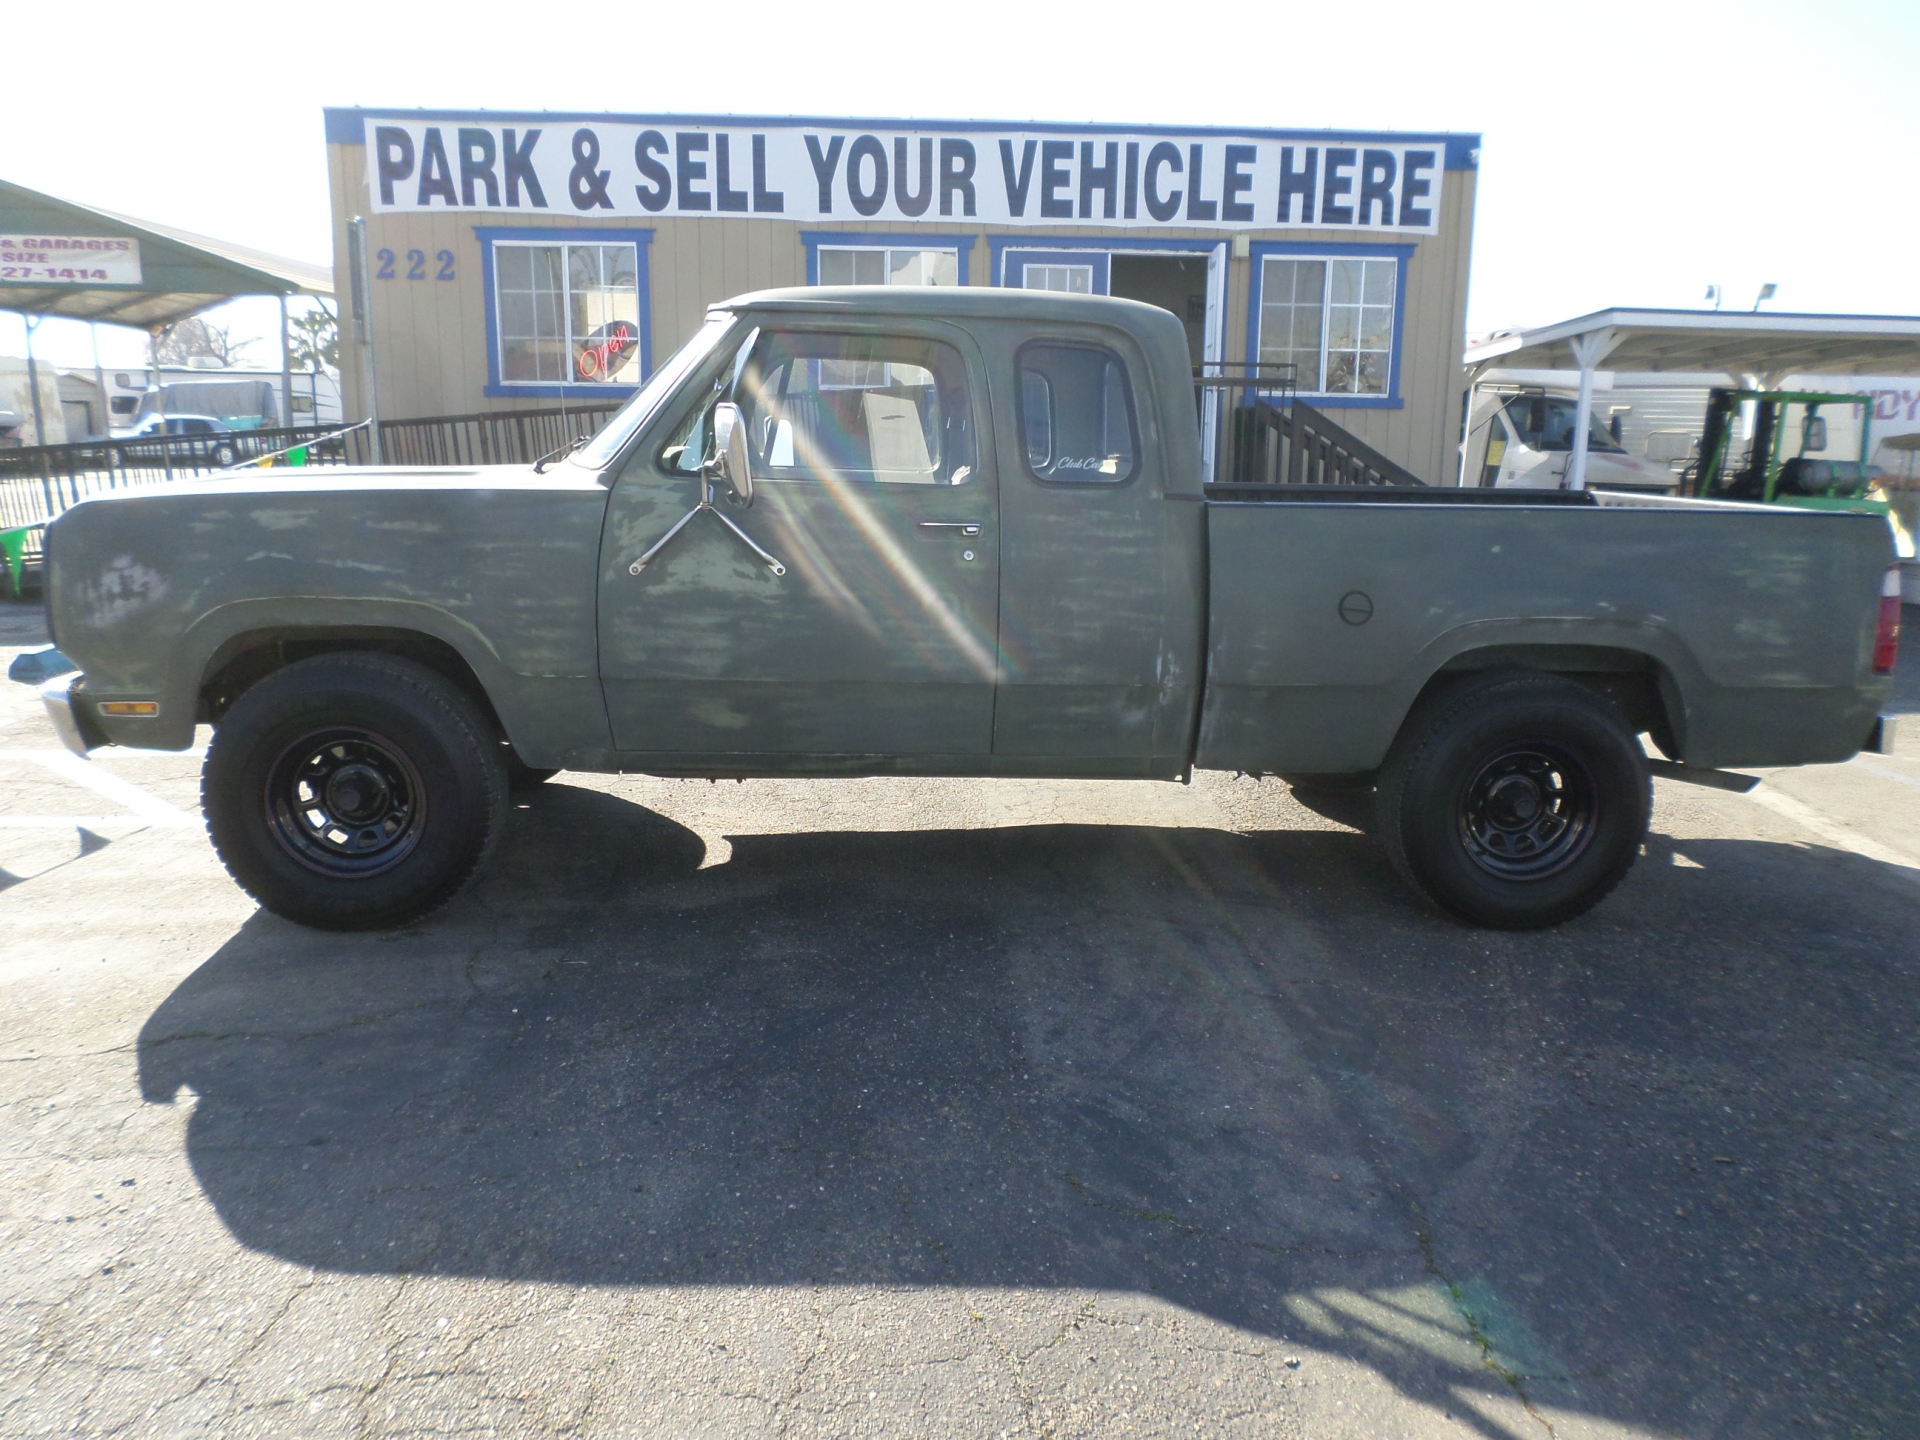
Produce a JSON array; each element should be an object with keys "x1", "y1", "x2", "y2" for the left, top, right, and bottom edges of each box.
[
  {"x1": 0, "y1": 402, "x2": 625, "y2": 538},
  {"x1": 369, "y1": 404, "x2": 620, "y2": 467},
  {"x1": 1195, "y1": 363, "x2": 1426, "y2": 488}
]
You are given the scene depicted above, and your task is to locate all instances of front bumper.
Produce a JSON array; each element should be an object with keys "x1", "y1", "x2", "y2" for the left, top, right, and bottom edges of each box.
[{"x1": 40, "y1": 673, "x2": 106, "y2": 757}]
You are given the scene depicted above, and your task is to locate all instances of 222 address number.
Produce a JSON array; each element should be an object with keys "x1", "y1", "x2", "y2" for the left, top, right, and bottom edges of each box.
[{"x1": 375, "y1": 248, "x2": 455, "y2": 281}]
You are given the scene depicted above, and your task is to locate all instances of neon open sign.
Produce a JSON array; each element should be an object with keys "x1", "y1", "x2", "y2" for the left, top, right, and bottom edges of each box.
[{"x1": 577, "y1": 320, "x2": 637, "y2": 380}]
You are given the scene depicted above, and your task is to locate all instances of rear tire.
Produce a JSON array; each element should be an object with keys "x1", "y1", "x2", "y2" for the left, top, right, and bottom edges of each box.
[
  {"x1": 203, "y1": 653, "x2": 508, "y2": 930},
  {"x1": 1374, "y1": 672, "x2": 1650, "y2": 929}
]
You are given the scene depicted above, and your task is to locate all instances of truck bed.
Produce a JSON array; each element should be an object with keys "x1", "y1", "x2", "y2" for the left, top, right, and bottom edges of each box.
[{"x1": 1195, "y1": 487, "x2": 1894, "y2": 775}]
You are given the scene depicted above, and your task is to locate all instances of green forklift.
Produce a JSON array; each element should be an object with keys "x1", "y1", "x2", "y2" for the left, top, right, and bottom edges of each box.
[{"x1": 1684, "y1": 387, "x2": 1915, "y2": 556}]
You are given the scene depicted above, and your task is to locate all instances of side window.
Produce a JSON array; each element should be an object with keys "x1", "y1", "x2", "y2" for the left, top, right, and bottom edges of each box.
[
  {"x1": 730, "y1": 331, "x2": 977, "y2": 485},
  {"x1": 1505, "y1": 396, "x2": 1546, "y2": 449},
  {"x1": 1017, "y1": 343, "x2": 1137, "y2": 484}
]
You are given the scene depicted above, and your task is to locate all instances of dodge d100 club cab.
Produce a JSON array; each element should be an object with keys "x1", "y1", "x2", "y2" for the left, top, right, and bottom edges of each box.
[{"x1": 40, "y1": 288, "x2": 1903, "y2": 931}]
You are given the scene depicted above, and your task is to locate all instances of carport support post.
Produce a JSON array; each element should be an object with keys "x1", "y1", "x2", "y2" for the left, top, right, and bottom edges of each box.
[
  {"x1": 1566, "y1": 326, "x2": 1623, "y2": 491},
  {"x1": 89, "y1": 323, "x2": 108, "y2": 442},
  {"x1": 23, "y1": 314, "x2": 47, "y2": 447},
  {"x1": 279, "y1": 294, "x2": 293, "y2": 430},
  {"x1": 347, "y1": 217, "x2": 383, "y2": 465}
]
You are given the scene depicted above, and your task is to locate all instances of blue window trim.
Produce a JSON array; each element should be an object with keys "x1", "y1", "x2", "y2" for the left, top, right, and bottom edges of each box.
[
  {"x1": 1000, "y1": 249, "x2": 1112, "y2": 295},
  {"x1": 988, "y1": 234, "x2": 1219, "y2": 286},
  {"x1": 1246, "y1": 240, "x2": 1413, "y2": 411},
  {"x1": 801, "y1": 231, "x2": 976, "y2": 285},
  {"x1": 476, "y1": 225, "x2": 654, "y2": 399}
]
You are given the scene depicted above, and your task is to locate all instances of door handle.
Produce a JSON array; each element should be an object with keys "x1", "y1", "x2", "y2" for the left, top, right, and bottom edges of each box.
[{"x1": 916, "y1": 521, "x2": 980, "y2": 537}]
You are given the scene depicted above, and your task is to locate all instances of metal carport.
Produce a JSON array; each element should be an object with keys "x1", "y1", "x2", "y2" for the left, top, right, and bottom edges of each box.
[
  {"x1": 1, "y1": 177, "x2": 331, "y2": 441},
  {"x1": 1464, "y1": 309, "x2": 1920, "y2": 489}
]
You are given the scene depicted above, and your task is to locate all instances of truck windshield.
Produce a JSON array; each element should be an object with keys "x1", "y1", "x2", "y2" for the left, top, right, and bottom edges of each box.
[
  {"x1": 1504, "y1": 395, "x2": 1625, "y2": 454},
  {"x1": 572, "y1": 313, "x2": 737, "y2": 470}
]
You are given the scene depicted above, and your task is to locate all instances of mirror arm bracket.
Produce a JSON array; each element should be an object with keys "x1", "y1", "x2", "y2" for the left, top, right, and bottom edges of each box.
[{"x1": 628, "y1": 469, "x2": 787, "y2": 577}]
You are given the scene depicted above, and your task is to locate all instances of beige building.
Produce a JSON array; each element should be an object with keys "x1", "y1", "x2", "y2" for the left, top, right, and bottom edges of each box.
[{"x1": 324, "y1": 109, "x2": 1478, "y2": 483}]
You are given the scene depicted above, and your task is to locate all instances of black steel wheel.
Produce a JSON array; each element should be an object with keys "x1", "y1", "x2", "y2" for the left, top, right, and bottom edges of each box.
[
  {"x1": 1375, "y1": 672, "x2": 1649, "y2": 929},
  {"x1": 265, "y1": 729, "x2": 427, "y2": 876},
  {"x1": 204, "y1": 653, "x2": 507, "y2": 930}
]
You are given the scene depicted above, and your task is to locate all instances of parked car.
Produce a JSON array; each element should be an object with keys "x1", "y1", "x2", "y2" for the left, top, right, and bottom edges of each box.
[
  {"x1": 40, "y1": 288, "x2": 1902, "y2": 932},
  {"x1": 114, "y1": 413, "x2": 239, "y2": 468}
]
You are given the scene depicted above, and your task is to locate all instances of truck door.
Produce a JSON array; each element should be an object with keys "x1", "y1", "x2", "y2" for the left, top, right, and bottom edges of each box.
[
  {"x1": 991, "y1": 330, "x2": 1203, "y2": 777},
  {"x1": 596, "y1": 322, "x2": 999, "y2": 765}
]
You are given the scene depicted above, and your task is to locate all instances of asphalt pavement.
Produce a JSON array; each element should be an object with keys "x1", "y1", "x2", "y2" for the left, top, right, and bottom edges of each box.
[{"x1": 2, "y1": 596, "x2": 1917, "y2": 1439}]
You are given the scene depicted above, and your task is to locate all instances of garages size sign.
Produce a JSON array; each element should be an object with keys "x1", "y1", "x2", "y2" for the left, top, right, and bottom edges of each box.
[
  {"x1": 0, "y1": 235, "x2": 142, "y2": 285},
  {"x1": 362, "y1": 119, "x2": 1448, "y2": 234}
]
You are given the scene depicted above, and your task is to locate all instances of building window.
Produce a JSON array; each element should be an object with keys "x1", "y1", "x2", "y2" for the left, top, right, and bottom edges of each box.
[
  {"x1": 477, "y1": 228, "x2": 653, "y2": 397},
  {"x1": 1023, "y1": 264, "x2": 1094, "y2": 294},
  {"x1": 817, "y1": 246, "x2": 960, "y2": 287},
  {"x1": 494, "y1": 241, "x2": 641, "y2": 386},
  {"x1": 1257, "y1": 255, "x2": 1398, "y2": 396}
]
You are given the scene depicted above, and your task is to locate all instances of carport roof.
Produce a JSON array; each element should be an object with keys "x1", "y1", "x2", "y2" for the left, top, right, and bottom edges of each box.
[
  {"x1": 0, "y1": 177, "x2": 331, "y2": 329},
  {"x1": 1464, "y1": 307, "x2": 1920, "y2": 378}
]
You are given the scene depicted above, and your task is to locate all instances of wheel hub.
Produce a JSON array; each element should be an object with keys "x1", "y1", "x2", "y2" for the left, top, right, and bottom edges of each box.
[
  {"x1": 323, "y1": 764, "x2": 391, "y2": 824},
  {"x1": 1485, "y1": 773, "x2": 1542, "y2": 825}
]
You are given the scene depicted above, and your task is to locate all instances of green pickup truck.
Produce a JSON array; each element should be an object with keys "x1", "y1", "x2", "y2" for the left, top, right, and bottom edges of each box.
[{"x1": 39, "y1": 288, "x2": 1903, "y2": 932}]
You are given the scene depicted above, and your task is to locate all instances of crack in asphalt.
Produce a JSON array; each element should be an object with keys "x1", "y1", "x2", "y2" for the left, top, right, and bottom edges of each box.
[
  {"x1": 964, "y1": 1296, "x2": 1098, "y2": 1438},
  {"x1": 1413, "y1": 1215, "x2": 1557, "y2": 1438}
]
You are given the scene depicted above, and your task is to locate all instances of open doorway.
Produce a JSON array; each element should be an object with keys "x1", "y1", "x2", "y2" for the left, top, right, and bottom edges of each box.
[{"x1": 1110, "y1": 255, "x2": 1208, "y2": 372}]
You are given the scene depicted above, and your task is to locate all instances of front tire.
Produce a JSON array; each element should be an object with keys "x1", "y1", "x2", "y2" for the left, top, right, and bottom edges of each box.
[
  {"x1": 203, "y1": 654, "x2": 508, "y2": 930},
  {"x1": 1374, "y1": 672, "x2": 1650, "y2": 929}
]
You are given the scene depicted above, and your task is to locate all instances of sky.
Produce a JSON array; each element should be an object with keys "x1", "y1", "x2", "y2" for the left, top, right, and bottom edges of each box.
[{"x1": 4, "y1": 0, "x2": 1918, "y2": 369}]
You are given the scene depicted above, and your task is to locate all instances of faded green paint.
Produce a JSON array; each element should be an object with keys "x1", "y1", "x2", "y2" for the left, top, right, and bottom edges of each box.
[{"x1": 43, "y1": 288, "x2": 1897, "y2": 776}]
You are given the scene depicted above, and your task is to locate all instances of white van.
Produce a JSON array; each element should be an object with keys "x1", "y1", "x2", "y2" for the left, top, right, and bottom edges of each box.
[{"x1": 1463, "y1": 389, "x2": 1669, "y2": 492}]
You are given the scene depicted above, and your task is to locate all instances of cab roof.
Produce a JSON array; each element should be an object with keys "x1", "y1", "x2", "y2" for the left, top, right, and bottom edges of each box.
[{"x1": 716, "y1": 284, "x2": 1177, "y2": 329}]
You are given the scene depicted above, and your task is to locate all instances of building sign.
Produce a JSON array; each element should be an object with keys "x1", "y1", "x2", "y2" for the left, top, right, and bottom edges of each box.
[
  {"x1": 0, "y1": 234, "x2": 142, "y2": 286},
  {"x1": 364, "y1": 120, "x2": 1446, "y2": 234}
]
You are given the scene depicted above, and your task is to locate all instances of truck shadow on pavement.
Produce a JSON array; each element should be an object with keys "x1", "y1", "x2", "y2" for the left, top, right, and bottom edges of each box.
[{"x1": 137, "y1": 781, "x2": 1920, "y2": 1438}]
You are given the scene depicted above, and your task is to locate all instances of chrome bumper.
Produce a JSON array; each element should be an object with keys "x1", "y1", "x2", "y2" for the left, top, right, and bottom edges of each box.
[
  {"x1": 1866, "y1": 714, "x2": 1900, "y2": 756},
  {"x1": 40, "y1": 673, "x2": 102, "y2": 757}
]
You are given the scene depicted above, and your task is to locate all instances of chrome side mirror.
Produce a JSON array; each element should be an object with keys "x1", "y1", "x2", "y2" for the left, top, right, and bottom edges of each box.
[
  {"x1": 706, "y1": 401, "x2": 753, "y2": 506},
  {"x1": 1802, "y1": 413, "x2": 1828, "y2": 453}
]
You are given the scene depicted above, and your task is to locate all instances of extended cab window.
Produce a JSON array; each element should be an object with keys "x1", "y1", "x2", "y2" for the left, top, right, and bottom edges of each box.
[
  {"x1": 1018, "y1": 344, "x2": 1137, "y2": 484},
  {"x1": 692, "y1": 331, "x2": 977, "y2": 485}
]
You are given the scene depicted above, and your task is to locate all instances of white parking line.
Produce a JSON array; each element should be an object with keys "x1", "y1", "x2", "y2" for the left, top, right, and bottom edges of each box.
[
  {"x1": 0, "y1": 818, "x2": 164, "y2": 831},
  {"x1": 1853, "y1": 757, "x2": 1920, "y2": 793},
  {"x1": 1744, "y1": 782, "x2": 1920, "y2": 876},
  {"x1": 0, "y1": 749, "x2": 201, "y2": 828}
]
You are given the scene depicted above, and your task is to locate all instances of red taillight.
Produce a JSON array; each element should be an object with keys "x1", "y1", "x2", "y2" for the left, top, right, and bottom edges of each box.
[{"x1": 1873, "y1": 567, "x2": 1903, "y2": 675}]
